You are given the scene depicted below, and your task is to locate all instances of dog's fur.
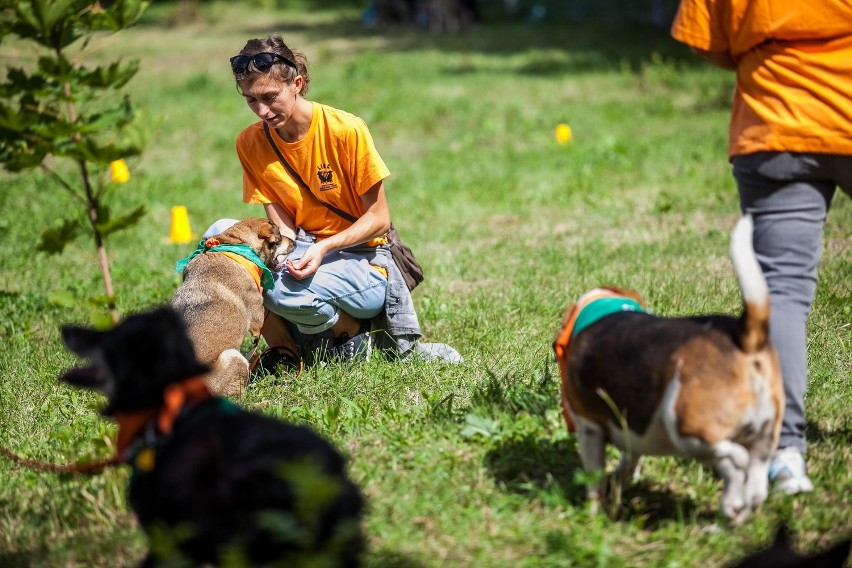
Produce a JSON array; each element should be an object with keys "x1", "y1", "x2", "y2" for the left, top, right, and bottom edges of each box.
[
  {"x1": 555, "y1": 215, "x2": 784, "y2": 523},
  {"x1": 60, "y1": 307, "x2": 364, "y2": 567},
  {"x1": 171, "y1": 217, "x2": 293, "y2": 397}
]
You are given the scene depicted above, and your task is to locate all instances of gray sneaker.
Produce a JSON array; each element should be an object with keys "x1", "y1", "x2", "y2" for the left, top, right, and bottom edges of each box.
[
  {"x1": 403, "y1": 342, "x2": 463, "y2": 364},
  {"x1": 768, "y1": 447, "x2": 814, "y2": 495}
]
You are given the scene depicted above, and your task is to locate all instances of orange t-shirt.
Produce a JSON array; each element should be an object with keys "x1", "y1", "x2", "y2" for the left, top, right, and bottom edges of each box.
[
  {"x1": 671, "y1": 0, "x2": 852, "y2": 158},
  {"x1": 238, "y1": 102, "x2": 391, "y2": 240}
]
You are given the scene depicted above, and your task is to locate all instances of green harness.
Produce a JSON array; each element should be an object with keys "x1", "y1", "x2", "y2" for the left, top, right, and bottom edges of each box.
[
  {"x1": 175, "y1": 239, "x2": 275, "y2": 290},
  {"x1": 571, "y1": 297, "x2": 647, "y2": 338}
]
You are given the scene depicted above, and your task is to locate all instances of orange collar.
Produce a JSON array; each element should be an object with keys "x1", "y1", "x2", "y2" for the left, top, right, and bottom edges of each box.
[
  {"x1": 219, "y1": 251, "x2": 264, "y2": 292},
  {"x1": 112, "y1": 376, "x2": 211, "y2": 459},
  {"x1": 554, "y1": 289, "x2": 630, "y2": 361},
  {"x1": 554, "y1": 289, "x2": 634, "y2": 433}
]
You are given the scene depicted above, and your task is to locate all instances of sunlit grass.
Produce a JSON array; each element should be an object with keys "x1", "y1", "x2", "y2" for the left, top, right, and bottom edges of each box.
[{"x1": 0, "y1": 1, "x2": 849, "y2": 566}]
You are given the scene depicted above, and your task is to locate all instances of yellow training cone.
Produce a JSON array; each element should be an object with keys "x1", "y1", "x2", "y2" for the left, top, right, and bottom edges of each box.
[
  {"x1": 169, "y1": 206, "x2": 193, "y2": 244},
  {"x1": 555, "y1": 123, "x2": 573, "y2": 145}
]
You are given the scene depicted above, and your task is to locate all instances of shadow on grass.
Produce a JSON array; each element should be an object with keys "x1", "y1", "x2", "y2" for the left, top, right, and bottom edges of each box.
[
  {"x1": 483, "y1": 433, "x2": 587, "y2": 506},
  {"x1": 805, "y1": 421, "x2": 852, "y2": 446},
  {"x1": 614, "y1": 480, "x2": 713, "y2": 528},
  {"x1": 484, "y1": 434, "x2": 712, "y2": 527},
  {"x1": 367, "y1": 549, "x2": 428, "y2": 568},
  {"x1": 140, "y1": 4, "x2": 701, "y2": 75},
  {"x1": 279, "y1": 19, "x2": 692, "y2": 75},
  {"x1": 0, "y1": 550, "x2": 45, "y2": 568}
]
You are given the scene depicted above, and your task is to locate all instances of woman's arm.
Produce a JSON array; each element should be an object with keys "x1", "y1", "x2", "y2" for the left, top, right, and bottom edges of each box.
[
  {"x1": 285, "y1": 181, "x2": 390, "y2": 279},
  {"x1": 264, "y1": 202, "x2": 298, "y2": 241}
]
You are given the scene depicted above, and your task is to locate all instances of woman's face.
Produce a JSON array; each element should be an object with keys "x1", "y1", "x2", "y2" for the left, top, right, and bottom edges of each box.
[{"x1": 238, "y1": 75, "x2": 300, "y2": 128}]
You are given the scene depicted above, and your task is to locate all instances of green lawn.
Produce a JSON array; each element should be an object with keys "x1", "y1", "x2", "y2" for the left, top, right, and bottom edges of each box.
[{"x1": 0, "y1": 2, "x2": 849, "y2": 566}]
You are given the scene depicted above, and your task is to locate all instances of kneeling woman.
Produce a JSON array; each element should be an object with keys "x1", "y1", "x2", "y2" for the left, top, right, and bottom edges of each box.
[{"x1": 222, "y1": 35, "x2": 460, "y2": 369}]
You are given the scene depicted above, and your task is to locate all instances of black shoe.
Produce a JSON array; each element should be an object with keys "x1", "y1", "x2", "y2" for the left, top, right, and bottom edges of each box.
[
  {"x1": 249, "y1": 346, "x2": 302, "y2": 380},
  {"x1": 300, "y1": 330, "x2": 336, "y2": 366},
  {"x1": 331, "y1": 330, "x2": 372, "y2": 362},
  {"x1": 299, "y1": 321, "x2": 372, "y2": 365}
]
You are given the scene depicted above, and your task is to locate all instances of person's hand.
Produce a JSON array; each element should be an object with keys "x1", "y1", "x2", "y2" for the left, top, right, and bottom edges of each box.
[{"x1": 285, "y1": 243, "x2": 325, "y2": 279}]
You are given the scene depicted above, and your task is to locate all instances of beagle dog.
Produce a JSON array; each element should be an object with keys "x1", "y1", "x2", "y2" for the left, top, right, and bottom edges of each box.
[{"x1": 554, "y1": 215, "x2": 783, "y2": 523}]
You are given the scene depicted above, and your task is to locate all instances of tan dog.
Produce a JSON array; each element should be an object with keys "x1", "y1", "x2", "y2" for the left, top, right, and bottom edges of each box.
[
  {"x1": 553, "y1": 215, "x2": 783, "y2": 523},
  {"x1": 171, "y1": 217, "x2": 293, "y2": 397}
]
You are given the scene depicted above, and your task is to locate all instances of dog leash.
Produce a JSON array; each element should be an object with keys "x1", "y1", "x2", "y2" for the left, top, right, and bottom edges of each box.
[
  {"x1": 0, "y1": 445, "x2": 121, "y2": 474},
  {"x1": 246, "y1": 310, "x2": 304, "y2": 379}
]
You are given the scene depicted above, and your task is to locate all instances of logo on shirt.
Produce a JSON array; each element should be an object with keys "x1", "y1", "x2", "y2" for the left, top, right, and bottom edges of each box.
[{"x1": 317, "y1": 164, "x2": 338, "y2": 192}]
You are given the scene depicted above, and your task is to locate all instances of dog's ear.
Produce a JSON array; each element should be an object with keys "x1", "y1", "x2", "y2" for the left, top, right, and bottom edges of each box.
[
  {"x1": 259, "y1": 219, "x2": 295, "y2": 253},
  {"x1": 62, "y1": 324, "x2": 106, "y2": 358},
  {"x1": 258, "y1": 218, "x2": 281, "y2": 243},
  {"x1": 253, "y1": 219, "x2": 295, "y2": 266},
  {"x1": 59, "y1": 364, "x2": 109, "y2": 391},
  {"x1": 59, "y1": 325, "x2": 110, "y2": 391}
]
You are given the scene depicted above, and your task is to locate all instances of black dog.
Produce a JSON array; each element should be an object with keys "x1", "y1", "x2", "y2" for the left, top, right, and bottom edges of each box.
[
  {"x1": 729, "y1": 525, "x2": 851, "y2": 568},
  {"x1": 60, "y1": 306, "x2": 364, "y2": 567}
]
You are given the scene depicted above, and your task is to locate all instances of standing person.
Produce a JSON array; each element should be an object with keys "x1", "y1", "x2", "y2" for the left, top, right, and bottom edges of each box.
[
  {"x1": 672, "y1": 1, "x2": 852, "y2": 494},
  {"x1": 220, "y1": 35, "x2": 460, "y2": 371}
]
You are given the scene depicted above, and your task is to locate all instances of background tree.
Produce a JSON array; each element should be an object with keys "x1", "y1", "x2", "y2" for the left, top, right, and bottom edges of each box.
[{"x1": 0, "y1": 0, "x2": 152, "y2": 325}]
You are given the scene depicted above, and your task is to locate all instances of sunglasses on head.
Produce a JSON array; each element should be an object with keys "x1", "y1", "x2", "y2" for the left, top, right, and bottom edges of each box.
[{"x1": 229, "y1": 52, "x2": 297, "y2": 74}]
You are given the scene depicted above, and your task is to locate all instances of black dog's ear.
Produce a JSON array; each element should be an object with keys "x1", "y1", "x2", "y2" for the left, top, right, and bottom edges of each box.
[
  {"x1": 61, "y1": 325, "x2": 106, "y2": 358},
  {"x1": 60, "y1": 324, "x2": 110, "y2": 392},
  {"x1": 59, "y1": 364, "x2": 108, "y2": 391}
]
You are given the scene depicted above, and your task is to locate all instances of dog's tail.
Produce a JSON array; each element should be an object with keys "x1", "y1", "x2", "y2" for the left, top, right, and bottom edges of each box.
[{"x1": 730, "y1": 214, "x2": 771, "y2": 353}]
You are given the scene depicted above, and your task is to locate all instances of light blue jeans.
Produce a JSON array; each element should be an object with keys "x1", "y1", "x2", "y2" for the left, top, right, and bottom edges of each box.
[{"x1": 264, "y1": 237, "x2": 389, "y2": 334}]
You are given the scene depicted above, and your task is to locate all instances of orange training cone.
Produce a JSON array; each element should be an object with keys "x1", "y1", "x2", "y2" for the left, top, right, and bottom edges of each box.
[{"x1": 169, "y1": 206, "x2": 193, "y2": 244}]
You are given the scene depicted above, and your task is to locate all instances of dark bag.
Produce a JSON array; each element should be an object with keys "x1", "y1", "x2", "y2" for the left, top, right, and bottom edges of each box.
[
  {"x1": 263, "y1": 122, "x2": 424, "y2": 291},
  {"x1": 386, "y1": 224, "x2": 424, "y2": 291}
]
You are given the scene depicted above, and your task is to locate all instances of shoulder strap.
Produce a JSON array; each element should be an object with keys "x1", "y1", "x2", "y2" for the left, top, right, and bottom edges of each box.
[{"x1": 262, "y1": 122, "x2": 358, "y2": 224}]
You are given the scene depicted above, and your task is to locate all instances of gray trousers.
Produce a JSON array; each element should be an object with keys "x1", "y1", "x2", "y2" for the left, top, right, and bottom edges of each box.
[{"x1": 733, "y1": 152, "x2": 852, "y2": 453}]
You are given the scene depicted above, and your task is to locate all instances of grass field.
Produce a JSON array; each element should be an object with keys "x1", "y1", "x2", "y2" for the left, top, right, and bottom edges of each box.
[{"x1": 0, "y1": 2, "x2": 850, "y2": 566}]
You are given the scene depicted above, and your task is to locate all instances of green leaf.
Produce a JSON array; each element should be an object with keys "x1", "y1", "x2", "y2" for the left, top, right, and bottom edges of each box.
[
  {"x1": 36, "y1": 54, "x2": 75, "y2": 82},
  {"x1": 71, "y1": 136, "x2": 141, "y2": 163},
  {"x1": 9, "y1": 0, "x2": 89, "y2": 49},
  {"x1": 36, "y1": 219, "x2": 82, "y2": 254},
  {"x1": 0, "y1": 67, "x2": 49, "y2": 98},
  {"x1": 88, "y1": 0, "x2": 150, "y2": 31},
  {"x1": 47, "y1": 288, "x2": 77, "y2": 308},
  {"x1": 0, "y1": 136, "x2": 51, "y2": 171},
  {"x1": 87, "y1": 294, "x2": 116, "y2": 308},
  {"x1": 36, "y1": 218, "x2": 82, "y2": 254},
  {"x1": 20, "y1": 0, "x2": 72, "y2": 44},
  {"x1": 36, "y1": 0, "x2": 77, "y2": 31},
  {"x1": 96, "y1": 204, "x2": 146, "y2": 239},
  {"x1": 459, "y1": 413, "x2": 501, "y2": 439},
  {"x1": 77, "y1": 60, "x2": 140, "y2": 89},
  {"x1": 11, "y1": 2, "x2": 41, "y2": 36},
  {"x1": 89, "y1": 309, "x2": 117, "y2": 330}
]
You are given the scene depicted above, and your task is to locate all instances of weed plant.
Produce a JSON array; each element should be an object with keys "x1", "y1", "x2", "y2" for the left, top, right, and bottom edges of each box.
[{"x1": 0, "y1": 2, "x2": 849, "y2": 566}]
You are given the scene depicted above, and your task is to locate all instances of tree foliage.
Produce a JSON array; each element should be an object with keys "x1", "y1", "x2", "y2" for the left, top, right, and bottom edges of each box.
[{"x1": 0, "y1": 0, "x2": 152, "y2": 325}]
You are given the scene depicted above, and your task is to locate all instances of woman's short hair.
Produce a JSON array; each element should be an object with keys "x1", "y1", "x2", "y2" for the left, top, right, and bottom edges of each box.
[{"x1": 233, "y1": 36, "x2": 311, "y2": 95}]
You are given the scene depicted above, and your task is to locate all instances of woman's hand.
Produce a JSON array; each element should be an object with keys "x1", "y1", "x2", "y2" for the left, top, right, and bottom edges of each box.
[{"x1": 285, "y1": 242, "x2": 325, "y2": 279}]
